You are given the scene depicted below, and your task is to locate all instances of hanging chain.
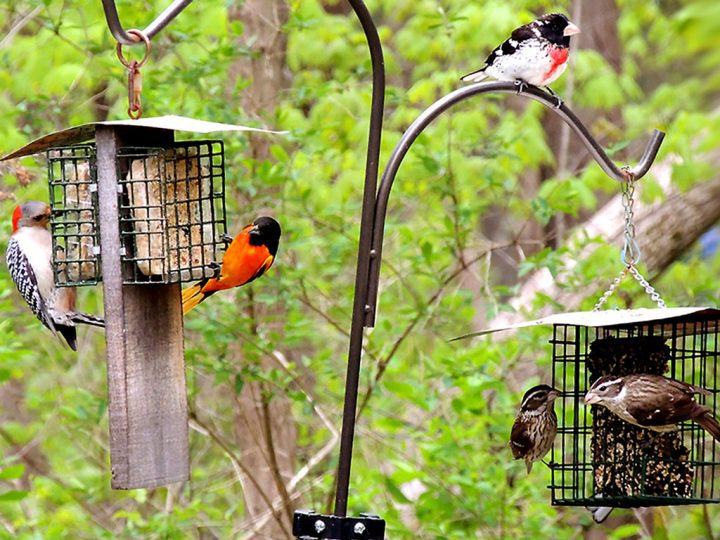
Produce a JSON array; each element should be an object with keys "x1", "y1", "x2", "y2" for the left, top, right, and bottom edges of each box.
[
  {"x1": 593, "y1": 266, "x2": 629, "y2": 311},
  {"x1": 620, "y1": 178, "x2": 641, "y2": 266},
  {"x1": 116, "y1": 29, "x2": 151, "y2": 119},
  {"x1": 628, "y1": 265, "x2": 666, "y2": 308},
  {"x1": 593, "y1": 172, "x2": 666, "y2": 310}
]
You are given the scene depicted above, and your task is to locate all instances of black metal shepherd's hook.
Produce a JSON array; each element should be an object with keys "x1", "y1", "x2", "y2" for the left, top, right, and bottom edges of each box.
[
  {"x1": 294, "y1": 1, "x2": 665, "y2": 538},
  {"x1": 299, "y1": 4, "x2": 666, "y2": 540}
]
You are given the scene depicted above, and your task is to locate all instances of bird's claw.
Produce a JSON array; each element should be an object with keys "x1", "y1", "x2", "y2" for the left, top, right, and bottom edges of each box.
[
  {"x1": 513, "y1": 79, "x2": 527, "y2": 95},
  {"x1": 222, "y1": 234, "x2": 234, "y2": 245},
  {"x1": 207, "y1": 260, "x2": 221, "y2": 278},
  {"x1": 544, "y1": 87, "x2": 563, "y2": 109}
]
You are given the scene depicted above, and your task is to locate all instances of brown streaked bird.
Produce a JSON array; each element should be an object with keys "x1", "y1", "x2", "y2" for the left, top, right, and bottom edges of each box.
[
  {"x1": 585, "y1": 374, "x2": 720, "y2": 441},
  {"x1": 510, "y1": 384, "x2": 560, "y2": 473}
]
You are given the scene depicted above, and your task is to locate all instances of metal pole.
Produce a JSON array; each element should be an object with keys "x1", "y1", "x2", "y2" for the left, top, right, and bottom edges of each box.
[{"x1": 333, "y1": 0, "x2": 385, "y2": 518}]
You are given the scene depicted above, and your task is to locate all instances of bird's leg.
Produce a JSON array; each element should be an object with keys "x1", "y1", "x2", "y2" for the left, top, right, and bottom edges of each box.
[
  {"x1": 513, "y1": 79, "x2": 527, "y2": 95},
  {"x1": 544, "y1": 86, "x2": 563, "y2": 109},
  {"x1": 207, "y1": 260, "x2": 222, "y2": 278}
]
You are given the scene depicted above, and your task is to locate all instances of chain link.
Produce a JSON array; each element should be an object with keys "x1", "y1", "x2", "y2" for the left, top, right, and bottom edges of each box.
[
  {"x1": 628, "y1": 265, "x2": 666, "y2": 308},
  {"x1": 620, "y1": 178, "x2": 641, "y2": 265},
  {"x1": 593, "y1": 266, "x2": 629, "y2": 311},
  {"x1": 593, "y1": 174, "x2": 667, "y2": 310}
]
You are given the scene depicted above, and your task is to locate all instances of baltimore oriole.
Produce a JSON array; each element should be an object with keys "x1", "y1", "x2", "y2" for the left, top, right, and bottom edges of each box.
[{"x1": 181, "y1": 216, "x2": 281, "y2": 314}]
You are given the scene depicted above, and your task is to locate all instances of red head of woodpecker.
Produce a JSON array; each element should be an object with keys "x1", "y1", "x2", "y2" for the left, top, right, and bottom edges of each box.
[{"x1": 6, "y1": 201, "x2": 104, "y2": 350}]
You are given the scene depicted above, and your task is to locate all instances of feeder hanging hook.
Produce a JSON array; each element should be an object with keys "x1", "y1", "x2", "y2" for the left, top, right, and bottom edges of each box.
[{"x1": 116, "y1": 29, "x2": 151, "y2": 119}]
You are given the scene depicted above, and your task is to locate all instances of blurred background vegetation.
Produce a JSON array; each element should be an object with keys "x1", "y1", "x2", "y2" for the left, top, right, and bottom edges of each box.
[{"x1": 1, "y1": 0, "x2": 720, "y2": 538}]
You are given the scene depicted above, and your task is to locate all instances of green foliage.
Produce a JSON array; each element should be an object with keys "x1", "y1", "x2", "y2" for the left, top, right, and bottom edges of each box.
[{"x1": 1, "y1": 0, "x2": 720, "y2": 538}]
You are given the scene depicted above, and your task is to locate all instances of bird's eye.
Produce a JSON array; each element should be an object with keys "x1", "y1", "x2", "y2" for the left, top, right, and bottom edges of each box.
[
  {"x1": 598, "y1": 385, "x2": 607, "y2": 392},
  {"x1": 33, "y1": 216, "x2": 42, "y2": 221}
]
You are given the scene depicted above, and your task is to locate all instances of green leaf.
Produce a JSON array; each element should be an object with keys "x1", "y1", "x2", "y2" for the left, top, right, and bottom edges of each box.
[
  {"x1": 0, "y1": 490, "x2": 28, "y2": 502},
  {"x1": 233, "y1": 373, "x2": 245, "y2": 395},
  {"x1": 0, "y1": 464, "x2": 25, "y2": 480},
  {"x1": 383, "y1": 477, "x2": 411, "y2": 504}
]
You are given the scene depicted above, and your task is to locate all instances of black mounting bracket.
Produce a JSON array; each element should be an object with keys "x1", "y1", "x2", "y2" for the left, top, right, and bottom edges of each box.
[{"x1": 293, "y1": 510, "x2": 386, "y2": 540}]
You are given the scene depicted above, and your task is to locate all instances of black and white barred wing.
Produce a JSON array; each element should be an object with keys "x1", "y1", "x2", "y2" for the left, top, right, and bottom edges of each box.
[{"x1": 6, "y1": 237, "x2": 57, "y2": 334}]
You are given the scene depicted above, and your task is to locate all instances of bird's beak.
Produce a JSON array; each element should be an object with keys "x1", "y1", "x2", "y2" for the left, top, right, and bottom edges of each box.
[
  {"x1": 584, "y1": 391, "x2": 599, "y2": 405},
  {"x1": 564, "y1": 22, "x2": 581, "y2": 36},
  {"x1": 548, "y1": 389, "x2": 560, "y2": 401}
]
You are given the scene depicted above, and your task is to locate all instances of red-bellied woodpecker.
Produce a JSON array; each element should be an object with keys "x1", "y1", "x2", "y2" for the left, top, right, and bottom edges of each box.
[{"x1": 6, "y1": 200, "x2": 104, "y2": 350}]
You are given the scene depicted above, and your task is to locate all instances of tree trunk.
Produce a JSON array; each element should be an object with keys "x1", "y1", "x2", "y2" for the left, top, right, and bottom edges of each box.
[{"x1": 227, "y1": 2, "x2": 296, "y2": 538}]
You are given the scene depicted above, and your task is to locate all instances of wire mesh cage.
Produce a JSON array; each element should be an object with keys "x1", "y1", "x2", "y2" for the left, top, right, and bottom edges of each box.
[
  {"x1": 47, "y1": 145, "x2": 101, "y2": 286},
  {"x1": 550, "y1": 313, "x2": 720, "y2": 508},
  {"x1": 116, "y1": 140, "x2": 227, "y2": 284}
]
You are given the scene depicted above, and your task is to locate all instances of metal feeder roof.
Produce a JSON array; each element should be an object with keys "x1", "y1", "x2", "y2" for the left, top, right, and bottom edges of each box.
[
  {"x1": 1, "y1": 115, "x2": 284, "y2": 160},
  {"x1": 454, "y1": 307, "x2": 720, "y2": 340}
]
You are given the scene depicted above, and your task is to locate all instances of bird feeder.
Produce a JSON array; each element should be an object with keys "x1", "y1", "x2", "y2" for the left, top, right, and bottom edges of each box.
[
  {"x1": 474, "y1": 307, "x2": 720, "y2": 510},
  {"x1": 2, "y1": 115, "x2": 280, "y2": 489}
]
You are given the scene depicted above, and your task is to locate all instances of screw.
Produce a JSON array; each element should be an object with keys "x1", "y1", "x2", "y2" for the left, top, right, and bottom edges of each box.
[
  {"x1": 353, "y1": 522, "x2": 366, "y2": 536},
  {"x1": 314, "y1": 520, "x2": 326, "y2": 534}
]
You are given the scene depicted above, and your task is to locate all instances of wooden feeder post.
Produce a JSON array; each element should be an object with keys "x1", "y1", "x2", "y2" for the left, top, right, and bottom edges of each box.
[{"x1": 95, "y1": 125, "x2": 189, "y2": 489}]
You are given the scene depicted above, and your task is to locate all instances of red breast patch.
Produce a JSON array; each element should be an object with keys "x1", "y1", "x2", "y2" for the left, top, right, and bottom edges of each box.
[{"x1": 543, "y1": 46, "x2": 569, "y2": 84}]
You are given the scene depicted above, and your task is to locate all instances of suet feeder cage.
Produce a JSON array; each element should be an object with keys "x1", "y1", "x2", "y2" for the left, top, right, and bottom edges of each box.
[
  {"x1": 47, "y1": 137, "x2": 227, "y2": 286},
  {"x1": 48, "y1": 144, "x2": 101, "y2": 286},
  {"x1": 481, "y1": 308, "x2": 720, "y2": 510},
  {"x1": 116, "y1": 140, "x2": 226, "y2": 284},
  {"x1": 3, "y1": 115, "x2": 279, "y2": 489}
]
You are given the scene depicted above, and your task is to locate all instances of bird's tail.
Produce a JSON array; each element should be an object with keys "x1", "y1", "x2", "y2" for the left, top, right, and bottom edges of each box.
[
  {"x1": 182, "y1": 279, "x2": 216, "y2": 315},
  {"x1": 56, "y1": 324, "x2": 78, "y2": 351},
  {"x1": 71, "y1": 312, "x2": 105, "y2": 328},
  {"x1": 696, "y1": 413, "x2": 720, "y2": 442},
  {"x1": 460, "y1": 69, "x2": 488, "y2": 83},
  {"x1": 586, "y1": 506, "x2": 613, "y2": 523}
]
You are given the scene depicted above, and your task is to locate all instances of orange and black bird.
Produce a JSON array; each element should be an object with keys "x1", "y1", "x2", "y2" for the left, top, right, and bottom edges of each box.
[{"x1": 181, "y1": 216, "x2": 281, "y2": 315}]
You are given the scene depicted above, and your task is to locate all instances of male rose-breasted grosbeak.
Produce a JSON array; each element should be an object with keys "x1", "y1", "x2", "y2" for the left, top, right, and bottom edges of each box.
[
  {"x1": 461, "y1": 13, "x2": 581, "y2": 106},
  {"x1": 510, "y1": 384, "x2": 560, "y2": 473},
  {"x1": 585, "y1": 374, "x2": 720, "y2": 442}
]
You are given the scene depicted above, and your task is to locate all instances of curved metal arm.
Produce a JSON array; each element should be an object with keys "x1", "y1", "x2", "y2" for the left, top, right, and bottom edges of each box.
[
  {"x1": 101, "y1": 0, "x2": 193, "y2": 44},
  {"x1": 363, "y1": 81, "x2": 666, "y2": 325}
]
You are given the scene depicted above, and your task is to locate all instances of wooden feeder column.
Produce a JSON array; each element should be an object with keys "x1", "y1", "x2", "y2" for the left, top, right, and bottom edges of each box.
[{"x1": 96, "y1": 125, "x2": 188, "y2": 489}]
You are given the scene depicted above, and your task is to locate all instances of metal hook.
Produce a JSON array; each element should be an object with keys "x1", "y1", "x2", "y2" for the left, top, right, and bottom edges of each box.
[
  {"x1": 102, "y1": 0, "x2": 193, "y2": 45},
  {"x1": 116, "y1": 29, "x2": 151, "y2": 68}
]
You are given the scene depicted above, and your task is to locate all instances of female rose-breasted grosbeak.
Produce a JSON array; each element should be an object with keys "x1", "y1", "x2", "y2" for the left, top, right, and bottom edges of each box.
[
  {"x1": 585, "y1": 374, "x2": 720, "y2": 441},
  {"x1": 510, "y1": 384, "x2": 560, "y2": 473},
  {"x1": 461, "y1": 13, "x2": 580, "y2": 101}
]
